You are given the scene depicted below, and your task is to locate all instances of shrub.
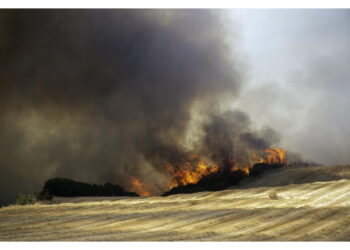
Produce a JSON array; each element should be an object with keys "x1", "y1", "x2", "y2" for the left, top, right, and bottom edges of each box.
[{"x1": 16, "y1": 193, "x2": 37, "y2": 205}]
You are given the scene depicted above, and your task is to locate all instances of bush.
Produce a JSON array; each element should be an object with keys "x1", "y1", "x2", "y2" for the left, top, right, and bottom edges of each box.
[{"x1": 16, "y1": 193, "x2": 37, "y2": 205}]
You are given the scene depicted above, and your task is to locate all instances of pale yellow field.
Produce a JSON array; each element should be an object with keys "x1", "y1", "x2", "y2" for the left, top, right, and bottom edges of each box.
[{"x1": 1, "y1": 165, "x2": 350, "y2": 241}]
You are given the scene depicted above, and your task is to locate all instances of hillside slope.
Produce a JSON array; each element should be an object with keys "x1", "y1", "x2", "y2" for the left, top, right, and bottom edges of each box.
[
  {"x1": 1, "y1": 165, "x2": 350, "y2": 241},
  {"x1": 238, "y1": 164, "x2": 350, "y2": 188}
]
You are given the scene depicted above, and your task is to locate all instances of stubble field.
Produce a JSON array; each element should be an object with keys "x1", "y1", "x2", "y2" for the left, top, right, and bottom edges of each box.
[{"x1": 1, "y1": 165, "x2": 350, "y2": 241}]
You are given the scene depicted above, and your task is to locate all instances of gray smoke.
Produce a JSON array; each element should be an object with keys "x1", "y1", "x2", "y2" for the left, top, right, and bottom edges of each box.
[
  {"x1": 202, "y1": 111, "x2": 280, "y2": 171},
  {"x1": 231, "y1": 9, "x2": 350, "y2": 166}
]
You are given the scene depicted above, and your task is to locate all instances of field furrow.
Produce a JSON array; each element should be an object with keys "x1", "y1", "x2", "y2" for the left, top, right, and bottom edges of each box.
[{"x1": 1, "y1": 169, "x2": 350, "y2": 241}]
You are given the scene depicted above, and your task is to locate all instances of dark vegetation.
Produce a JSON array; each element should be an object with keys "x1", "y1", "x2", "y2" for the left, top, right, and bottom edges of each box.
[
  {"x1": 16, "y1": 193, "x2": 37, "y2": 205},
  {"x1": 162, "y1": 163, "x2": 285, "y2": 196},
  {"x1": 23, "y1": 164, "x2": 288, "y2": 203},
  {"x1": 38, "y1": 178, "x2": 139, "y2": 199}
]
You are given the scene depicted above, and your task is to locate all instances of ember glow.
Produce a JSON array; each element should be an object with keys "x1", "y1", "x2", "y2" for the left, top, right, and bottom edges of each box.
[{"x1": 129, "y1": 177, "x2": 151, "y2": 197}]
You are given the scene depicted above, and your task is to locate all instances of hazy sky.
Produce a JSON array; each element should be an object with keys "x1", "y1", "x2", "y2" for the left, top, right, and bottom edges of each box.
[{"x1": 230, "y1": 9, "x2": 350, "y2": 165}]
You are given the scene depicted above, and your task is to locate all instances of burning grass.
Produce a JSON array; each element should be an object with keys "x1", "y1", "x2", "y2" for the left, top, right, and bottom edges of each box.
[
  {"x1": 129, "y1": 177, "x2": 151, "y2": 197},
  {"x1": 165, "y1": 161, "x2": 220, "y2": 190},
  {"x1": 36, "y1": 148, "x2": 288, "y2": 199},
  {"x1": 161, "y1": 148, "x2": 288, "y2": 196},
  {"x1": 162, "y1": 162, "x2": 286, "y2": 196}
]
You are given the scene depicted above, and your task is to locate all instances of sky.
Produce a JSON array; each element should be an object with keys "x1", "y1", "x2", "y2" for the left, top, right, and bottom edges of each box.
[{"x1": 0, "y1": 9, "x2": 349, "y2": 206}]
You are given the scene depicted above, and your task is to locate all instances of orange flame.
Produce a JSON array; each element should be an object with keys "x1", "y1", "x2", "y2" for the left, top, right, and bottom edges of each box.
[
  {"x1": 166, "y1": 148, "x2": 288, "y2": 189},
  {"x1": 166, "y1": 161, "x2": 219, "y2": 189},
  {"x1": 230, "y1": 163, "x2": 251, "y2": 175},
  {"x1": 264, "y1": 148, "x2": 287, "y2": 165},
  {"x1": 242, "y1": 167, "x2": 250, "y2": 175},
  {"x1": 129, "y1": 177, "x2": 151, "y2": 197}
]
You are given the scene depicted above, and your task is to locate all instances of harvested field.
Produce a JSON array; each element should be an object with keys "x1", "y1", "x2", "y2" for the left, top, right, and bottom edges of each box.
[{"x1": 1, "y1": 165, "x2": 350, "y2": 241}]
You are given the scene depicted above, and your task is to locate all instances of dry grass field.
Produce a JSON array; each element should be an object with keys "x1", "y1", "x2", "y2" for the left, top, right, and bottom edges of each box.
[{"x1": 1, "y1": 165, "x2": 350, "y2": 241}]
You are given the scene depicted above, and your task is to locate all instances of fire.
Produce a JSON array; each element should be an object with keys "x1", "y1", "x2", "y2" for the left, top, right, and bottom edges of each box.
[
  {"x1": 230, "y1": 163, "x2": 251, "y2": 175},
  {"x1": 129, "y1": 177, "x2": 151, "y2": 197},
  {"x1": 166, "y1": 161, "x2": 219, "y2": 189},
  {"x1": 264, "y1": 148, "x2": 287, "y2": 165},
  {"x1": 166, "y1": 148, "x2": 288, "y2": 189},
  {"x1": 242, "y1": 167, "x2": 250, "y2": 175},
  {"x1": 231, "y1": 166, "x2": 239, "y2": 172},
  {"x1": 250, "y1": 148, "x2": 288, "y2": 165}
]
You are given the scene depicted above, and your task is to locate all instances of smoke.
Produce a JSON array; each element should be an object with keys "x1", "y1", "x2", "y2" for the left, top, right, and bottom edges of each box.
[
  {"x1": 231, "y1": 9, "x2": 350, "y2": 166},
  {"x1": 201, "y1": 110, "x2": 280, "y2": 172},
  {"x1": 0, "y1": 9, "x2": 253, "y2": 205}
]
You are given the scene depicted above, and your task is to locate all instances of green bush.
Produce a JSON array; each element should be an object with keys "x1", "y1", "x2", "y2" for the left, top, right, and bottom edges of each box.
[{"x1": 16, "y1": 193, "x2": 37, "y2": 205}]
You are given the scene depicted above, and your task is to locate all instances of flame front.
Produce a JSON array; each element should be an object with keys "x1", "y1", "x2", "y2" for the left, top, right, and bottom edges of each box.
[
  {"x1": 166, "y1": 148, "x2": 288, "y2": 189},
  {"x1": 126, "y1": 148, "x2": 288, "y2": 194},
  {"x1": 264, "y1": 148, "x2": 287, "y2": 165},
  {"x1": 129, "y1": 177, "x2": 151, "y2": 197},
  {"x1": 166, "y1": 161, "x2": 219, "y2": 189},
  {"x1": 250, "y1": 148, "x2": 288, "y2": 165}
]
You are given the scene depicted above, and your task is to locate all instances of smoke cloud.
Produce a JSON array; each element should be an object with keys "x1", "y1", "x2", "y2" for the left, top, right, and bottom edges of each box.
[
  {"x1": 0, "y1": 9, "x2": 259, "y2": 205},
  {"x1": 2, "y1": 9, "x2": 347, "y2": 206}
]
